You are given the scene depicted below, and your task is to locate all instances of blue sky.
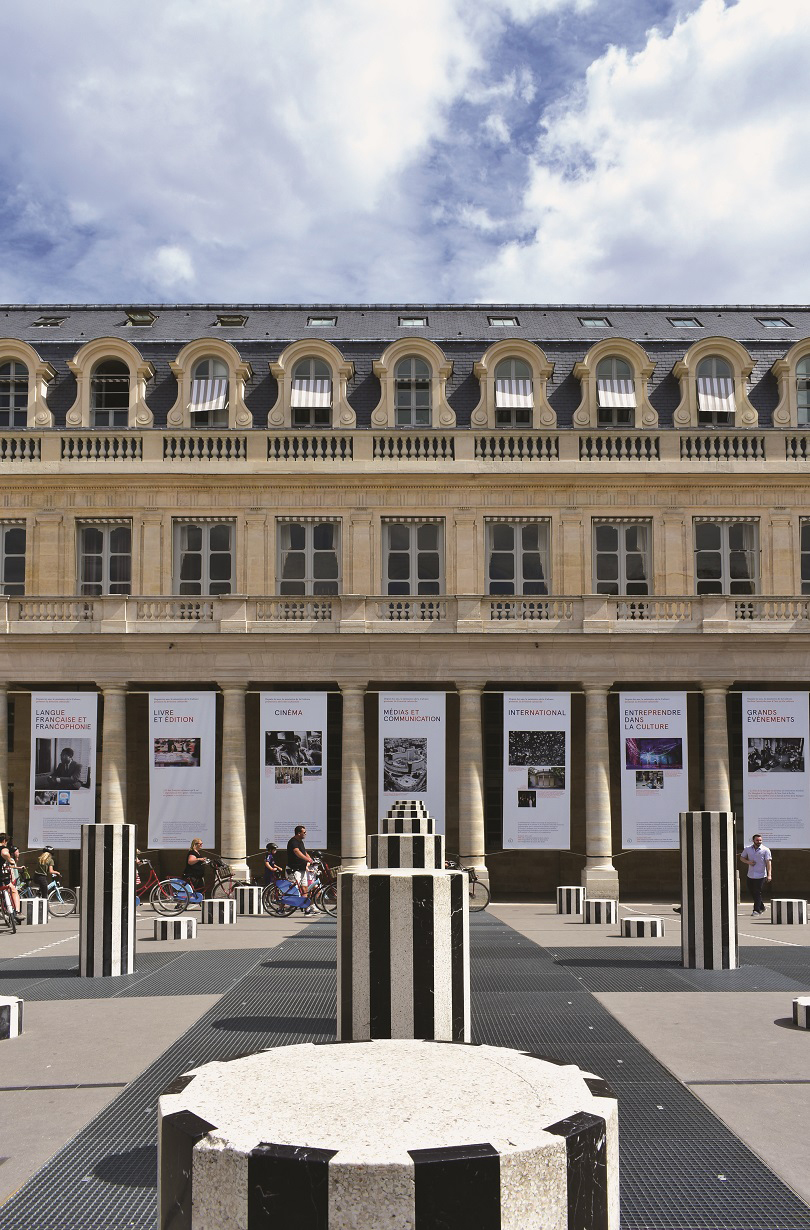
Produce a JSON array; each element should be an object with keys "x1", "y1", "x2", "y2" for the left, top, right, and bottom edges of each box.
[{"x1": 1, "y1": 0, "x2": 806, "y2": 305}]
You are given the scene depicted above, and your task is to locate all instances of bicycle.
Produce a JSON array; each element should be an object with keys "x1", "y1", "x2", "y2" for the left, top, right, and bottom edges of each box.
[
  {"x1": 445, "y1": 858, "x2": 491, "y2": 912},
  {"x1": 17, "y1": 866, "x2": 78, "y2": 918},
  {"x1": 202, "y1": 853, "x2": 249, "y2": 899},
  {"x1": 0, "y1": 878, "x2": 17, "y2": 933},
  {"x1": 135, "y1": 859, "x2": 192, "y2": 915},
  {"x1": 261, "y1": 873, "x2": 311, "y2": 917},
  {"x1": 308, "y1": 855, "x2": 338, "y2": 916}
]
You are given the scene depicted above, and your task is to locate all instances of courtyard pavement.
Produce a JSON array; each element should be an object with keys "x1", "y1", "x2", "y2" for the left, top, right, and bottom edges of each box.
[{"x1": 0, "y1": 898, "x2": 807, "y2": 1228}]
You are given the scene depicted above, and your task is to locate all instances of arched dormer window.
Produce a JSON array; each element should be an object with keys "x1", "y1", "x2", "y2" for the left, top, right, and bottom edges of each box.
[
  {"x1": 91, "y1": 360, "x2": 130, "y2": 428},
  {"x1": 372, "y1": 338, "x2": 455, "y2": 428},
  {"x1": 798, "y1": 358, "x2": 810, "y2": 427},
  {"x1": 269, "y1": 340, "x2": 354, "y2": 429},
  {"x1": 67, "y1": 338, "x2": 154, "y2": 428},
  {"x1": 472, "y1": 340, "x2": 554, "y2": 429},
  {"x1": 0, "y1": 341, "x2": 55, "y2": 427},
  {"x1": 573, "y1": 339, "x2": 656, "y2": 428},
  {"x1": 291, "y1": 358, "x2": 332, "y2": 427},
  {"x1": 0, "y1": 360, "x2": 30, "y2": 428},
  {"x1": 190, "y1": 357, "x2": 229, "y2": 427},
  {"x1": 672, "y1": 337, "x2": 756, "y2": 428},
  {"x1": 770, "y1": 339, "x2": 810, "y2": 427}
]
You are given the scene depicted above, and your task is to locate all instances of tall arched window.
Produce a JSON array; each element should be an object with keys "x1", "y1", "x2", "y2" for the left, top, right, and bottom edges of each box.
[
  {"x1": 291, "y1": 357, "x2": 331, "y2": 427},
  {"x1": 797, "y1": 357, "x2": 810, "y2": 428},
  {"x1": 494, "y1": 357, "x2": 532, "y2": 426},
  {"x1": 190, "y1": 357, "x2": 229, "y2": 427},
  {"x1": 596, "y1": 356, "x2": 634, "y2": 426},
  {"x1": 91, "y1": 360, "x2": 130, "y2": 428},
  {"x1": 0, "y1": 360, "x2": 29, "y2": 428},
  {"x1": 395, "y1": 357, "x2": 431, "y2": 427},
  {"x1": 696, "y1": 356, "x2": 734, "y2": 425}
]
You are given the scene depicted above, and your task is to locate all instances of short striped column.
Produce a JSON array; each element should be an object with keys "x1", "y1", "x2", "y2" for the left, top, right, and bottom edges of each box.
[
  {"x1": 368, "y1": 833, "x2": 444, "y2": 869},
  {"x1": 154, "y1": 917, "x2": 197, "y2": 941},
  {"x1": 338, "y1": 869, "x2": 470, "y2": 1042},
  {"x1": 199, "y1": 899, "x2": 237, "y2": 925},
  {"x1": 23, "y1": 898, "x2": 48, "y2": 926},
  {"x1": 0, "y1": 997, "x2": 23, "y2": 1040},
  {"x1": 793, "y1": 997, "x2": 810, "y2": 1029},
  {"x1": 622, "y1": 916, "x2": 665, "y2": 938},
  {"x1": 236, "y1": 886, "x2": 262, "y2": 916},
  {"x1": 382, "y1": 803, "x2": 435, "y2": 835},
  {"x1": 772, "y1": 899, "x2": 808, "y2": 925},
  {"x1": 157, "y1": 1040, "x2": 619, "y2": 1230},
  {"x1": 79, "y1": 823, "x2": 136, "y2": 978},
  {"x1": 679, "y1": 811, "x2": 738, "y2": 969},
  {"x1": 557, "y1": 885, "x2": 585, "y2": 915},
  {"x1": 583, "y1": 898, "x2": 618, "y2": 925}
]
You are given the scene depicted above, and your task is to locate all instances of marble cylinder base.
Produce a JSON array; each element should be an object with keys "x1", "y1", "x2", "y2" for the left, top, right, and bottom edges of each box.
[
  {"x1": 338, "y1": 869, "x2": 470, "y2": 1042},
  {"x1": 368, "y1": 833, "x2": 444, "y2": 869},
  {"x1": 557, "y1": 886, "x2": 585, "y2": 915},
  {"x1": 155, "y1": 917, "x2": 197, "y2": 941},
  {"x1": 772, "y1": 899, "x2": 808, "y2": 925},
  {"x1": 158, "y1": 1039, "x2": 619, "y2": 1230},
  {"x1": 583, "y1": 899, "x2": 617, "y2": 925},
  {"x1": 382, "y1": 800, "x2": 435, "y2": 835},
  {"x1": 0, "y1": 997, "x2": 23, "y2": 1040},
  {"x1": 23, "y1": 899, "x2": 48, "y2": 926},
  {"x1": 793, "y1": 997, "x2": 810, "y2": 1029},
  {"x1": 236, "y1": 886, "x2": 262, "y2": 916},
  {"x1": 79, "y1": 822, "x2": 136, "y2": 978},
  {"x1": 679, "y1": 811, "x2": 738, "y2": 969},
  {"x1": 622, "y1": 917, "x2": 665, "y2": 938},
  {"x1": 199, "y1": 900, "x2": 237, "y2": 925}
]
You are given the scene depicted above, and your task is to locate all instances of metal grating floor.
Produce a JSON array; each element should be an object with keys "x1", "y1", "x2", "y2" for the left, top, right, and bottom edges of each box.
[{"x1": 1, "y1": 917, "x2": 809, "y2": 1229}]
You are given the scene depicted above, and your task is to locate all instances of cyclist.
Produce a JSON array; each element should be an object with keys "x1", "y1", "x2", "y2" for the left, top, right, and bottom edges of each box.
[
  {"x1": 0, "y1": 834, "x2": 23, "y2": 922},
  {"x1": 264, "y1": 843, "x2": 283, "y2": 885},
  {"x1": 286, "y1": 825, "x2": 315, "y2": 915},
  {"x1": 34, "y1": 845, "x2": 61, "y2": 896},
  {"x1": 183, "y1": 838, "x2": 210, "y2": 893}
]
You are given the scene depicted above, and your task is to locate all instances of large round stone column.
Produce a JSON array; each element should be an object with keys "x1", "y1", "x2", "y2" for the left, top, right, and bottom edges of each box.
[
  {"x1": 702, "y1": 683, "x2": 731, "y2": 812},
  {"x1": 582, "y1": 685, "x2": 619, "y2": 899},
  {"x1": 0, "y1": 686, "x2": 8, "y2": 835},
  {"x1": 341, "y1": 684, "x2": 367, "y2": 868},
  {"x1": 100, "y1": 684, "x2": 127, "y2": 824},
  {"x1": 457, "y1": 684, "x2": 487, "y2": 878},
  {"x1": 220, "y1": 684, "x2": 248, "y2": 879}
]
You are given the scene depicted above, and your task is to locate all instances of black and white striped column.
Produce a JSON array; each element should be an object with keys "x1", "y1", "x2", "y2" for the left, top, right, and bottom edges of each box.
[
  {"x1": 199, "y1": 899, "x2": 237, "y2": 925},
  {"x1": 382, "y1": 801, "x2": 435, "y2": 835},
  {"x1": 154, "y1": 917, "x2": 197, "y2": 941},
  {"x1": 23, "y1": 898, "x2": 48, "y2": 926},
  {"x1": 622, "y1": 916, "x2": 665, "y2": 938},
  {"x1": 679, "y1": 811, "x2": 738, "y2": 969},
  {"x1": 793, "y1": 997, "x2": 810, "y2": 1029},
  {"x1": 771, "y1": 899, "x2": 808, "y2": 925},
  {"x1": 0, "y1": 997, "x2": 23, "y2": 1040},
  {"x1": 157, "y1": 1040, "x2": 619, "y2": 1230},
  {"x1": 368, "y1": 833, "x2": 444, "y2": 869},
  {"x1": 557, "y1": 885, "x2": 585, "y2": 915},
  {"x1": 584, "y1": 898, "x2": 618, "y2": 925},
  {"x1": 338, "y1": 870, "x2": 470, "y2": 1042},
  {"x1": 79, "y1": 822, "x2": 136, "y2": 978},
  {"x1": 236, "y1": 886, "x2": 262, "y2": 916}
]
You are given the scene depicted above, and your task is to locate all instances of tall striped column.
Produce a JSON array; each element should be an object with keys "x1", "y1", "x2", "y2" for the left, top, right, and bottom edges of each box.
[
  {"x1": 680, "y1": 811, "x2": 738, "y2": 970},
  {"x1": 338, "y1": 869, "x2": 470, "y2": 1042},
  {"x1": 79, "y1": 823, "x2": 136, "y2": 978}
]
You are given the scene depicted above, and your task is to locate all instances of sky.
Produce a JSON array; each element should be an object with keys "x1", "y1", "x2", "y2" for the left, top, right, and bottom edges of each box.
[{"x1": 0, "y1": 0, "x2": 807, "y2": 306}]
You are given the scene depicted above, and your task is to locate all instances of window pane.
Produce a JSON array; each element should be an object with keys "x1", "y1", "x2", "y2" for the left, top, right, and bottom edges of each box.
[
  {"x1": 313, "y1": 553, "x2": 338, "y2": 579},
  {"x1": 387, "y1": 553, "x2": 410, "y2": 581},
  {"x1": 729, "y1": 551, "x2": 752, "y2": 580},
  {"x1": 282, "y1": 553, "x2": 306, "y2": 579},
  {"x1": 82, "y1": 557, "x2": 102, "y2": 584},
  {"x1": 4, "y1": 556, "x2": 24, "y2": 585},
  {"x1": 180, "y1": 554, "x2": 202, "y2": 581},
  {"x1": 489, "y1": 554, "x2": 514, "y2": 581},
  {"x1": 209, "y1": 554, "x2": 231, "y2": 581},
  {"x1": 183, "y1": 525, "x2": 202, "y2": 551},
  {"x1": 521, "y1": 524, "x2": 540, "y2": 552},
  {"x1": 596, "y1": 555, "x2": 618, "y2": 581},
  {"x1": 696, "y1": 552, "x2": 721, "y2": 579},
  {"x1": 82, "y1": 527, "x2": 103, "y2": 554},
  {"x1": 595, "y1": 524, "x2": 617, "y2": 551},
  {"x1": 492, "y1": 524, "x2": 514, "y2": 551},
  {"x1": 695, "y1": 523, "x2": 720, "y2": 550},
  {"x1": 522, "y1": 553, "x2": 544, "y2": 581},
  {"x1": 388, "y1": 524, "x2": 409, "y2": 551},
  {"x1": 625, "y1": 526, "x2": 644, "y2": 552},
  {"x1": 109, "y1": 526, "x2": 130, "y2": 552},
  {"x1": 109, "y1": 556, "x2": 131, "y2": 585},
  {"x1": 209, "y1": 524, "x2": 231, "y2": 552},
  {"x1": 625, "y1": 554, "x2": 646, "y2": 581},
  {"x1": 418, "y1": 553, "x2": 440, "y2": 581},
  {"x1": 5, "y1": 528, "x2": 25, "y2": 555},
  {"x1": 313, "y1": 523, "x2": 334, "y2": 550},
  {"x1": 417, "y1": 523, "x2": 438, "y2": 550}
]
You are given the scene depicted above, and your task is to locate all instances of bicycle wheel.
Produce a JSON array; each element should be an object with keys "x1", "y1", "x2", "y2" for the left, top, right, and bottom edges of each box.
[
  {"x1": 468, "y1": 877, "x2": 490, "y2": 913},
  {"x1": 151, "y1": 879, "x2": 191, "y2": 915},
  {"x1": 1, "y1": 896, "x2": 16, "y2": 934},
  {"x1": 47, "y1": 886, "x2": 78, "y2": 917},
  {"x1": 262, "y1": 884, "x2": 295, "y2": 917},
  {"x1": 321, "y1": 883, "x2": 338, "y2": 917}
]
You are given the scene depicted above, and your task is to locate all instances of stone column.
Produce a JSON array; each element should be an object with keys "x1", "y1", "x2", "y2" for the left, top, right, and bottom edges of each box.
[
  {"x1": 680, "y1": 811, "x2": 738, "y2": 969},
  {"x1": 457, "y1": 685, "x2": 488, "y2": 877},
  {"x1": 100, "y1": 685, "x2": 127, "y2": 824},
  {"x1": 220, "y1": 684, "x2": 249, "y2": 878},
  {"x1": 341, "y1": 684, "x2": 367, "y2": 868},
  {"x1": 0, "y1": 686, "x2": 8, "y2": 836},
  {"x1": 79, "y1": 822, "x2": 136, "y2": 977},
  {"x1": 582, "y1": 685, "x2": 619, "y2": 899},
  {"x1": 702, "y1": 684, "x2": 731, "y2": 812}
]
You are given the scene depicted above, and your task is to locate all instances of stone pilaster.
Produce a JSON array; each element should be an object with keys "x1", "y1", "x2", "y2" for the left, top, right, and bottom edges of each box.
[
  {"x1": 457, "y1": 684, "x2": 488, "y2": 878},
  {"x1": 582, "y1": 685, "x2": 619, "y2": 899},
  {"x1": 702, "y1": 683, "x2": 731, "y2": 812},
  {"x1": 100, "y1": 685, "x2": 127, "y2": 824},
  {"x1": 220, "y1": 684, "x2": 248, "y2": 878}
]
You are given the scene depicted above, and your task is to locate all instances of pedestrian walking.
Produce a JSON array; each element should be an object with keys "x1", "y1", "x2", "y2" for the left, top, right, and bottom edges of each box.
[{"x1": 740, "y1": 833, "x2": 772, "y2": 916}]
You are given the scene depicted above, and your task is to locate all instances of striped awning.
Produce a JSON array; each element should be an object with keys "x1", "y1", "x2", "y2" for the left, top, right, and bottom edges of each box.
[
  {"x1": 597, "y1": 378, "x2": 635, "y2": 408},
  {"x1": 495, "y1": 378, "x2": 533, "y2": 409},
  {"x1": 190, "y1": 378, "x2": 228, "y2": 414},
  {"x1": 697, "y1": 376, "x2": 734, "y2": 416},
  {"x1": 291, "y1": 378, "x2": 332, "y2": 408}
]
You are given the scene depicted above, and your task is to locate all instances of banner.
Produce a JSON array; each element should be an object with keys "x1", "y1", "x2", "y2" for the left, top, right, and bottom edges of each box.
[
  {"x1": 29, "y1": 693, "x2": 98, "y2": 848},
  {"x1": 260, "y1": 693, "x2": 328, "y2": 852},
  {"x1": 502, "y1": 693, "x2": 571, "y2": 849},
  {"x1": 378, "y1": 693, "x2": 445, "y2": 833},
  {"x1": 147, "y1": 692, "x2": 216, "y2": 849},
  {"x1": 620, "y1": 693, "x2": 688, "y2": 849},
  {"x1": 742, "y1": 692, "x2": 809, "y2": 848}
]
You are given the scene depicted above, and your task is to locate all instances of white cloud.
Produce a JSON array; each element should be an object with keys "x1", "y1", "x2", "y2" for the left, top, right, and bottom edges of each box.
[
  {"x1": 482, "y1": 114, "x2": 512, "y2": 145},
  {"x1": 150, "y1": 246, "x2": 195, "y2": 290},
  {"x1": 477, "y1": 0, "x2": 810, "y2": 303}
]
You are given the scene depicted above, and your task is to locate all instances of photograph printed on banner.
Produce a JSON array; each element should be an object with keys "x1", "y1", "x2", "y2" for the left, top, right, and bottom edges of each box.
[
  {"x1": 508, "y1": 730, "x2": 565, "y2": 767},
  {"x1": 153, "y1": 738, "x2": 201, "y2": 768},
  {"x1": 527, "y1": 766, "x2": 565, "y2": 790},
  {"x1": 517, "y1": 790, "x2": 537, "y2": 808},
  {"x1": 34, "y1": 789, "x2": 58, "y2": 806},
  {"x1": 275, "y1": 766, "x2": 303, "y2": 786},
  {"x1": 636, "y1": 770, "x2": 664, "y2": 792},
  {"x1": 625, "y1": 737, "x2": 683, "y2": 770},
  {"x1": 265, "y1": 730, "x2": 322, "y2": 770},
  {"x1": 383, "y1": 738, "x2": 427, "y2": 793},
  {"x1": 747, "y1": 737, "x2": 805, "y2": 773},
  {"x1": 34, "y1": 737, "x2": 92, "y2": 792}
]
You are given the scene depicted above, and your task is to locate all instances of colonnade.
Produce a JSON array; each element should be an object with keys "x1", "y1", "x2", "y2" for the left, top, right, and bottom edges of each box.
[{"x1": 0, "y1": 681, "x2": 735, "y2": 889}]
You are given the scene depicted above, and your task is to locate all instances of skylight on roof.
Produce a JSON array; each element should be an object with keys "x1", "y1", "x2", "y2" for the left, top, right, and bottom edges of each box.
[
  {"x1": 125, "y1": 308, "x2": 156, "y2": 326},
  {"x1": 757, "y1": 317, "x2": 793, "y2": 328},
  {"x1": 399, "y1": 316, "x2": 428, "y2": 328},
  {"x1": 669, "y1": 317, "x2": 703, "y2": 328},
  {"x1": 489, "y1": 316, "x2": 519, "y2": 327},
  {"x1": 31, "y1": 315, "x2": 66, "y2": 327},
  {"x1": 579, "y1": 316, "x2": 610, "y2": 328},
  {"x1": 215, "y1": 313, "x2": 247, "y2": 327},
  {"x1": 307, "y1": 316, "x2": 337, "y2": 327}
]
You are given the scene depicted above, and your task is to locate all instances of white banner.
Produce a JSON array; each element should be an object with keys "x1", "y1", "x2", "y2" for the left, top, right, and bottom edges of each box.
[
  {"x1": 378, "y1": 693, "x2": 445, "y2": 833},
  {"x1": 260, "y1": 693, "x2": 328, "y2": 852},
  {"x1": 147, "y1": 692, "x2": 216, "y2": 849},
  {"x1": 503, "y1": 693, "x2": 571, "y2": 849},
  {"x1": 620, "y1": 693, "x2": 688, "y2": 849},
  {"x1": 29, "y1": 693, "x2": 98, "y2": 848},
  {"x1": 742, "y1": 692, "x2": 809, "y2": 848}
]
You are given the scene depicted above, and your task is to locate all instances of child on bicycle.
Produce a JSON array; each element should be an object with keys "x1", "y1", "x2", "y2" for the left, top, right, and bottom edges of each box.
[{"x1": 34, "y1": 845, "x2": 61, "y2": 896}]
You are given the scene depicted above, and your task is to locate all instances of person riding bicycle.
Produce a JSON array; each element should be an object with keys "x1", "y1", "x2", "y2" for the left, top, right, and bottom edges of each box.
[
  {"x1": 264, "y1": 843, "x2": 283, "y2": 885},
  {"x1": 34, "y1": 846, "x2": 61, "y2": 896},
  {"x1": 286, "y1": 825, "x2": 315, "y2": 915},
  {"x1": 0, "y1": 834, "x2": 23, "y2": 921},
  {"x1": 183, "y1": 838, "x2": 210, "y2": 891}
]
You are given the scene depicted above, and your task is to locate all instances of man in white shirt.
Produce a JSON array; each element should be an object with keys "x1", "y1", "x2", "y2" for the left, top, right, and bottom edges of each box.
[{"x1": 740, "y1": 833, "x2": 772, "y2": 916}]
